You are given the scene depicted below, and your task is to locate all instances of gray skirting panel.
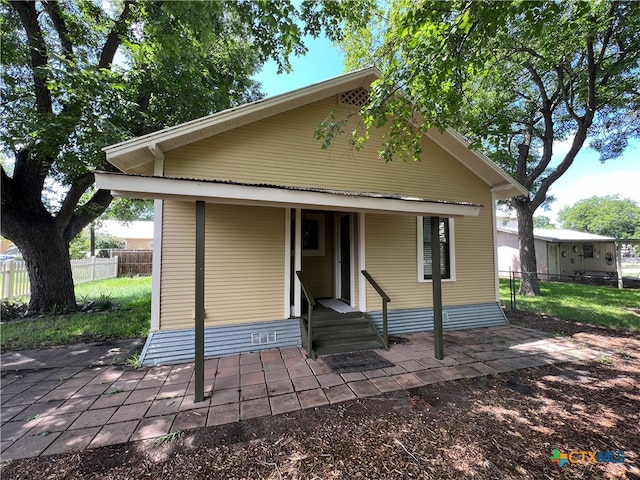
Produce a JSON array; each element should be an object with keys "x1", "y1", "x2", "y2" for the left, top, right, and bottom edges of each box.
[
  {"x1": 367, "y1": 302, "x2": 508, "y2": 335},
  {"x1": 139, "y1": 318, "x2": 301, "y2": 366},
  {"x1": 138, "y1": 302, "x2": 507, "y2": 366}
]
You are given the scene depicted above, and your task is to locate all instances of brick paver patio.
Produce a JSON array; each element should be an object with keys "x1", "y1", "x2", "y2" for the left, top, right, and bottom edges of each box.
[{"x1": 0, "y1": 325, "x2": 606, "y2": 462}]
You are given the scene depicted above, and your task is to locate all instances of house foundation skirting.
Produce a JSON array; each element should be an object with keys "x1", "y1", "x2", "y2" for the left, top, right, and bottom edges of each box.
[
  {"x1": 138, "y1": 318, "x2": 301, "y2": 366},
  {"x1": 138, "y1": 303, "x2": 507, "y2": 366},
  {"x1": 367, "y1": 302, "x2": 508, "y2": 336}
]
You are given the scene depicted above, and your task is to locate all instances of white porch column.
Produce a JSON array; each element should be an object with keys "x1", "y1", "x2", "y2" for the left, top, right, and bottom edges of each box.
[
  {"x1": 294, "y1": 208, "x2": 302, "y2": 317},
  {"x1": 358, "y1": 212, "x2": 367, "y2": 312}
]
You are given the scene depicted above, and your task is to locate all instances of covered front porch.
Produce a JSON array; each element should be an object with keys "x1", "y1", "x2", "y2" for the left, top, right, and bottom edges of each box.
[{"x1": 95, "y1": 171, "x2": 484, "y2": 401}]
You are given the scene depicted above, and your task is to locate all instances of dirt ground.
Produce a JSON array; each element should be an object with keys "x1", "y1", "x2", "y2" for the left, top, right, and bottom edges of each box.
[{"x1": 2, "y1": 311, "x2": 639, "y2": 479}]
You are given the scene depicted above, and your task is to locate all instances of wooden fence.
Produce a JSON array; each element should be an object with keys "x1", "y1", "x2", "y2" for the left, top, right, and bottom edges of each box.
[
  {"x1": 109, "y1": 249, "x2": 153, "y2": 277},
  {"x1": 0, "y1": 257, "x2": 118, "y2": 301}
]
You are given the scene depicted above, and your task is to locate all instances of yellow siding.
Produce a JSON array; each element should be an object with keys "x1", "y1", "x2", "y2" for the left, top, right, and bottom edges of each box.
[
  {"x1": 205, "y1": 203, "x2": 285, "y2": 324},
  {"x1": 163, "y1": 98, "x2": 484, "y2": 205},
  {"x1": 160, "y1": 201, "x2": 195, "y2": 330},
  {"x1": 160, "y1": 201, "x2": 285, "y2": 330},
  {"x1": 365, "y1": 198, "x2": 495, "y2": 311},
  {"x1": 160, "y1": 93, "x2": 502, "y2": 319}
]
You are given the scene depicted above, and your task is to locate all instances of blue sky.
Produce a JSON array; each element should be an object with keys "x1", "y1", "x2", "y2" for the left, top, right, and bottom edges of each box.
[{"x1": 253, "y1": 36, "x2": 640, "y2": 224}]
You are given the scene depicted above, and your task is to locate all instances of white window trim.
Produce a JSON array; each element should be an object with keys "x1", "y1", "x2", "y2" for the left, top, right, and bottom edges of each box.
[{"x1": 417, "y1": 216, "x2": 457, "y2": 283}]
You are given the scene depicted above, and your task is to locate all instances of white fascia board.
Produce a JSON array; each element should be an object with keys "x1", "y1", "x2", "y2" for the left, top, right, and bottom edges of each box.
[
  {"x1": 427, "y1": 128, "x2": 529, "y2": 199},
  {"x1": 95, "y1": 172, "x2": 481, "y2": 218}
]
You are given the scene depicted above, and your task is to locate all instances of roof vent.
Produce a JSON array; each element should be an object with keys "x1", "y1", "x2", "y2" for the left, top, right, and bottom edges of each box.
[{"x1": 339, "y1": 88, "x2": 369, "y2": 107}]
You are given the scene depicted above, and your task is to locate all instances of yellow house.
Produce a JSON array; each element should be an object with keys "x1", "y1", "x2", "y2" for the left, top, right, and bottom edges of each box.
[{"x1": 96, "y1": 68, "x2": 527, "y2": 369}]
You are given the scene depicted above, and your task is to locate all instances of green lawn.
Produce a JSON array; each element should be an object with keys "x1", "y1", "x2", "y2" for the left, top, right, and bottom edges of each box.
[
  {"x1": 1, "y1": 276, "x2": 152, "y2": 352},
  {"x1": 499, "y1": 279, "x2": 640, "y2": 331},
  {"x1": 2, "y1": 276, "x2": 637, "y2": 352}
]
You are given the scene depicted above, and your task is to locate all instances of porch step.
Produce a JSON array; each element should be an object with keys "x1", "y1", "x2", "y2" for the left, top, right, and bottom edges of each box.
[
  {"x1": 314, "y1": 339, "x2": 385, "y2": 356},
  {"x1": 301, "y1": 311, "x2": 386, "y2": 358},
  {"x1": 313, "y1": 325, "x2": 379, "y2": 342}
]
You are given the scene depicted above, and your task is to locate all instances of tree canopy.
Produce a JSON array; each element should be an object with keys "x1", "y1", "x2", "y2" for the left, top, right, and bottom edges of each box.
[
  {"x1": 336, "y1": 0, "x2": 640, "y2": 295},
  {"x1": 533, "y1": 216, "x2": 555, "y2": 230},
  {"x1": 558, "y1": 196, "x2": 640, "y2": 239},
  {"x1": 0, "y1": 0, "x2": 373, "y2": 313}
]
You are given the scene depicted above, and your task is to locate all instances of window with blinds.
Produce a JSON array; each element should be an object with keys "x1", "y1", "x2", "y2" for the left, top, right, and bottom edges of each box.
[{"x1": 422, "y1": 217, "x2": 451, "y2": 279}]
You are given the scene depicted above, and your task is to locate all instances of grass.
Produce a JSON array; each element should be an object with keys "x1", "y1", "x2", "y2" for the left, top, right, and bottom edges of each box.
[
  {"x1": 154, "y1": 430, "x2": 183, "y2": 445},
  {"x1": 0, "y1": 276, "x2": 151, "y2": 351},
  {"x1": 2, "y1": 275, "x2": 637, "y2": 351},
  {"x1": 499, "y1": 278, "x2": 640, "y2": 331}
]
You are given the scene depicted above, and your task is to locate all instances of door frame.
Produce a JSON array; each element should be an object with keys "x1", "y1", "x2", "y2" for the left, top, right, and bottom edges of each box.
[
  {"x1": 334, "y1": 212, "x2": 355, "y2": 305},
  {"x1": 548, "y1": 242, "x2": 559, "y2": 278}
]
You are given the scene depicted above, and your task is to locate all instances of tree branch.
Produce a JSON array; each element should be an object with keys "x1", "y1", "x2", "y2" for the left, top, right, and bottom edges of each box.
[
  {"x1": 594, "y1": 2, "x2": 616, "y2": 69},
  {"x1": 11, "y1": 148, "x2": 48, "y2": 206},
  {"x1": 531, "y1": 122, "x2": 589, "y2": 210},
  {"x1": 64, "y1": 189, "x2": 114, "y2": 242},
  {"x1": 524, "y1": 64, "x2": 555, "y2": 186},
  {"x1": 523, "y1": 62, "x2": 549, "y2": 104},
  {"x1": 55, "y1": 172, "x2": 96, "y2": 232},
  {"x1": 11, "y1": 1, "x2": 52, "y2": 114},
  {"x1": 586, "y1": 46, "x2": 597, "y2": 113},
  {"x1": 1, "y1": 164, "x2": 52, "y2": 242},
  {"x1": 515, "y1": 127, "x2": 532, "y2": 186},
  {"x1": 556, "y1": 66, "x2": 580, "y2": 121},
  {"x1": 98, "y1": 0, "x2": 136, "y2": 69},
  {"x1": 42, "y1": 1, "x2": 74, "y2": 58},
  {"x1": 0, "y1": 165, "x2": 14, "y2": 211}
]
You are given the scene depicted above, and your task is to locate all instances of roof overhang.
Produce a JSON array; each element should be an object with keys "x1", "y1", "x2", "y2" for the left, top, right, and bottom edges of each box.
[
  {"x1": 426, "y1": 128, "x2": 528, "y2": 199},
  {"x1": 101, "y1": 67, "x2": 527, "y2": 199},
  {"x1": 497, "y1": 227, "x2": 616, "y2": 242},
  {"x1": 95, "y1": 171, "x2": 482, "y2": 218}
]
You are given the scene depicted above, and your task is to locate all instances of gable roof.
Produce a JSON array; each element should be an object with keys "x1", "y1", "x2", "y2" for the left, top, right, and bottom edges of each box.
[
  {"x1": 103, "y1": 67, "x2": 527, "y2": 199},
  {"x1": 497, "y1": 227, "x2": 616, "y2": 242}
]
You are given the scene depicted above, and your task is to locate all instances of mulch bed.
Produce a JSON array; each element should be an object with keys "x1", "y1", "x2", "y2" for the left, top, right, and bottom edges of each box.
[{"x1": 2, "y1": 310, "x2": 638, "y2": 479}]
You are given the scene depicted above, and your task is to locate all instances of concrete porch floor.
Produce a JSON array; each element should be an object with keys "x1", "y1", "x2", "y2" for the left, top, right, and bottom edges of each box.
[{"x1": 0, "y1": 325, "x2": 605, "y2": 463}]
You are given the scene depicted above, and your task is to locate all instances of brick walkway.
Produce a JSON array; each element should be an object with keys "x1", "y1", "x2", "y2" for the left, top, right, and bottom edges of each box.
[{"x1": 0, "y1": 325, "x2": 605, "y2": 462}]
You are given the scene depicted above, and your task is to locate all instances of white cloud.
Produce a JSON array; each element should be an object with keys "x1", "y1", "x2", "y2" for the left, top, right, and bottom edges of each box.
[
  {"x1": 545, "y1": 169, "x2": 640, "y2": 222},
  {"x1": 552, "y1": 136, "x2": 577, "y2": 156}
]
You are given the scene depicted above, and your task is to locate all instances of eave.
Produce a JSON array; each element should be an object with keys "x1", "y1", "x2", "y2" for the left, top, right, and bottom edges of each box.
[
  {"x1": 95, "y1": 171, "x2": 482, "y2": 218},
  {"x1": 101, "y1": 66, "x2": 527, "y2": 200}
]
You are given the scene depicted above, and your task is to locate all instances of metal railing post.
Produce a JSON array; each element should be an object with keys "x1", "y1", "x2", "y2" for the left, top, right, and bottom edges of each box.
[
  {"x1": 382, "y1": 298, "x2": 388, "y2": 349},
  {"x1": 361, "y1": 270, "x2": 391, "y2": 350},
  {"x1": 307, "y1": 302, "x2": 313, "y2": 358},
  {"x1": 296, "y1": 271, "x2": 316, "y2": 358}
]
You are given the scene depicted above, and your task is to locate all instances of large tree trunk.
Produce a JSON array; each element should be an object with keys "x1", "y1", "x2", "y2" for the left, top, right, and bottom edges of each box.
[
  {"x1": 515, "y1": 201, "x2": 541, "y2": 296},
  {"x1": 1, "y1": 163, "x2": 78, "y2": 314},
  {"x1": 19, "y1": 220, "x2": 77, "y2": 314}
]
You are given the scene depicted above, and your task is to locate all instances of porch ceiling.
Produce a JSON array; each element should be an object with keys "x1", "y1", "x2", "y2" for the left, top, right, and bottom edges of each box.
[{"x1": 95, "y1": 171, "x2": 482, "y2": 217}]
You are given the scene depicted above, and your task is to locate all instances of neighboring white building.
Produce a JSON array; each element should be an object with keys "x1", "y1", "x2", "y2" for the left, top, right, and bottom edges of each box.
[
  {"x1": 495, "y1": 214, "x2": 518, "y2": 230},
  {"x1": 497, "y1": 227, "x2": 617, "y2": 279}
]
